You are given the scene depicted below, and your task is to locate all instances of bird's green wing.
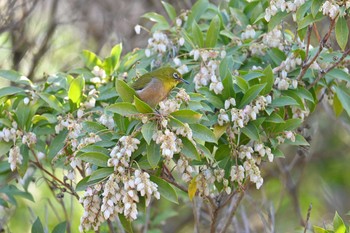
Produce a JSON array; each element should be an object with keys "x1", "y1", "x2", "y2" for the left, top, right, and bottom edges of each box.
[{"x1": 131, "y1": 74, "x2": 153, "y2": 90}]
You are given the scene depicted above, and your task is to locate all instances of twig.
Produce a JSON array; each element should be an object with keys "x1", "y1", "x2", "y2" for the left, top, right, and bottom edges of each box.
[
  {"x1": 142, "y1": 201, "x2": 151, "y2": 233},
  {"x1": 307, "y1": 48, "x2": 350, "y2": 89},
  {"x1": 193, "y1": 197, "x2": 202, "y2": 233},
  {"x1": 297, "y1": 17, "x2": 337, "y2": 81},
  {"x1": 304, "y1": 25, "x2": 313, "y2": 61},
  {"x1": 107, "y1": 219, "x2": 116, "y2": 233},
  {"x1": 303, "y1": 204, "x2": 313, "y2": 233},
  {"x1": 219, "y1": 188, "x2": 246, "y2": 233}
]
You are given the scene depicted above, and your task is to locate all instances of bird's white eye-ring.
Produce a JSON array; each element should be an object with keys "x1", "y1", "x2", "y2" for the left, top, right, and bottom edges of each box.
[{"x1": 173, "y1": 72, "x2": 180, "y2": 79}]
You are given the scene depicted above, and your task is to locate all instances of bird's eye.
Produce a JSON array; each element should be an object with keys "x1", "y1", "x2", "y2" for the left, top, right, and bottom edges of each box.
[{"x1": 173, "y1": 72, "x2": 179, "y2": 79}]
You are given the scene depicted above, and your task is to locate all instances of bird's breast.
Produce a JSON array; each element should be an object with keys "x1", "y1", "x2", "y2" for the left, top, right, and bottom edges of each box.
[{"x1": 136, "y1": 78, "x2": 169, "y2": 107}]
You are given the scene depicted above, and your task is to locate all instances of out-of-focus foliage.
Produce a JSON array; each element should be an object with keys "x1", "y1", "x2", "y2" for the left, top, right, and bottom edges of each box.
[{"x1": 1, "y1": 0, "x2": 350, "y2": 232}]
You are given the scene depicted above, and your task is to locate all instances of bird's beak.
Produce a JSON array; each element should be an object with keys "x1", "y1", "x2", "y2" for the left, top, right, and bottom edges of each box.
[{"x1": 179, "y1": 78, "x2": 189, "y2": 84}]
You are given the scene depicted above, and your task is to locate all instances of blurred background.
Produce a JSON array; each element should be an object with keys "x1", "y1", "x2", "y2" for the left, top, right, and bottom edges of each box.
[{"x1": 1, "y1": 0, "x2": 350, "y2": 232}]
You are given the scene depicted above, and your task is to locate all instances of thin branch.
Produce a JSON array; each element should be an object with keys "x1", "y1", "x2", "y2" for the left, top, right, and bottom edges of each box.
[
  {"x1": 297, "y1": 17, "x2": 337, "y2": 81},
  {"x1": 219, "y1": 188, "x2": 246, "y2": 233},
  {"x1": 303, "y1": 204, "x2": 313, "y2": 233},
  {"x1": 308, "y1": 47, "x2": 350, "y2": 89}
]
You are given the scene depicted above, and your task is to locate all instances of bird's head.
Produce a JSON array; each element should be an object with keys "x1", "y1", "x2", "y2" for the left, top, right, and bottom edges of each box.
[{"x1": 154, "y1": 67, "x2": 189, "y2": 88}]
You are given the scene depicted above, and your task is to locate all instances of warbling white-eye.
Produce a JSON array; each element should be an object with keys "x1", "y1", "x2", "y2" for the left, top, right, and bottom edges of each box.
[{"x1": 132, "y1": 67, "x2": 189, "y2": 108}]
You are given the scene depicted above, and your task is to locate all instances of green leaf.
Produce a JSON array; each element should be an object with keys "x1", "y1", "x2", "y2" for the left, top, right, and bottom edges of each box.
[
  {"x1": 68, "y1": 76, "x2": 85, "y2": 107},
  {"x1": 181, "y1": 137, "x2": 200, "y2": 160},
  {"x1": 241, "y1": 122, "x2": 260, "y2": 141},
  {"x1": 276, "y1": 118, "x2": 302, "y2": 132},
  {"x1": 147, "y1": 141, "x2": 161, "y2": 168},
  {"x1": 270, "y1": 96, "x2": 300, "y2": 108},
  {"x1": 81, "y1": 50, "x2": 102, "y2": 69},
  {"x1": 261, "y1": 65, "x2": 274, "y2": 95},
  {"x1": 326, "y1": 68, "x2": 350, "y2": 83},
  {"x1": 235, "y1": 76, "x2": 249, "y2": 92},
  {"x1": 335, "y1": 17, "x2": 349, "y2": 51},
  {"x1": 286, "y1": 134, "x2": 309, "y2": 146},
  {"x1": 78, "y1": 152, "x2": 109, "y2": 167},
  {"x1": 107, "y1": 103, "x2": 139, "y2": 117},
  {"x1": 0, "y1": 141, "x2": 12, "y2": 156},
  {"x1": 118, "y1": 214, "x2": 134, "y2": 233},
  {"x1": 0, "y1": 86, "x2": 24, "y2": 99},
  {"x1": 103, "y1": 43, "x2": 122, "y2": 75},
  {"x1": 295, "y1": 0, "x2": 312, "y2": 20},
  {"x1": 76, "y1": 176, "x2": 104, "y2": 192},
  {"x1": 238, "y1": 83, "x2": 266, "y2": 108},
  {"x1": 32, "y1": 217, "x2": 44, "y2": 233},
  {"x1": 15, "y1": 101, "x2": 31, "y2": 130},
  {"x1": 142, "y1": 12, "x2": 169, "y2": 26},
  {"x1": 52, "y1": 221, "x2": 67, "y2": 233},
  {"x1": 88, "y1": 168, "x2": 114, "y2": 182},
  {"x1": 268, "y1": 11, "x2": 288, "y2": 31},
  {"x1": 191, "y1": 124, "x2": 217, "y2": 143},
  {"x1": 134, "y1": 96, "x2": 153, "y2": 113},
  {"x1": 311, "y1": 0, "x2": 323, "y2": 17},
  {"x1": 334, "y1": 86, "x2": 350, "y2": 117},
  {"x1": 221, "y1": 72, "x2": 235, "y2": 99},
  {"x1": 333, "y1": 212, "x2": 346, "y2": 233},
  {"x1": 161, "y1": 1, "x2": 177, "y2": 21},
  {"x1": 186, "y1": 0, "x2": 209, "y2": 27},
  {"x1": 142, "y1": 122, "x2": 157, "y2": 145},
  {"x1": 38, "y1": 92, "x2": 64, "y2": 112},
  {"x1": 0, "y1": 185, "x2": 34, "y2": 202},
  {"x1": 0, "y1": 70, "x2": 31, "y2": 85},
  {"x1": 265, "y1": 112, "x2": 285, "y2": 123},
  {"x1": 82, "y1": 121, "x2": 107, "y2": 133},
  {"x1": 215, "y1": 144, "x2": 230, "y2": 160},
  {"x1": 192, "y1": 21, "x2": 204, "y2": 48},
  {"x1": 171, "y1": 110, "x2": 202, "y2": 124},
  {"x1": 297, "y1": 12, "x2": 324, "y2": 30},
  {"x1": 48, "y1": 130, "x2": 68, "y2": 161},
  {"x1": 150, "y1": 176, "x2": 178, "y2": 204},
  {"x1": 313, "y1": 226, "x2": 327, "y2": 233},
  {"x1": 115, "y1": 79, "x2": 136, "y2": 103},
  {"x1": 205, "y1": 15, "x2": 220, "y2": 48},
  {"x1": 333, "y1": 93, "x2": 343, "y2": 117},
  {"x1": 79, "y1": 145, "x2": 110, "y2": 155}
]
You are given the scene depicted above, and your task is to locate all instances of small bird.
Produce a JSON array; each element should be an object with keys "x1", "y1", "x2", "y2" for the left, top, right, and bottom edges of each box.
[{"x1": 132, "y1": 67, "x2": 189, "y2": 107}]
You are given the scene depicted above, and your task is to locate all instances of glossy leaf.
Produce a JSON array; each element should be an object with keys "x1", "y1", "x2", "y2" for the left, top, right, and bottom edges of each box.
[
  {"x1": 78, "y1": 152, "x2": 109, "y2": 167},
  {"x1": 0, "y1": 86, "x2": 24, "y2": 99},
  {"x1": 52, "y1": 222, "x2": 67, "y2": 233},
  {"x1": 134, "y1": 96, "x2": 153, "y2": 113},
  {"x1": 115, "y1": 79, "x2": 136, "y2": 103},
  {"x1": 334, "y1": 86, "x2": 350, "y2": 117},
  {"x1": 38, "y1": 92, "x2": 64, "y2": 112},
  {"x1": 333, "y1": 212, "x2": 346, "y2": 233},
  {"x1": 335, "y1": 17, "x2": 349, "y2": 51},
  {"x1": 270, "y1": 96, "x2": 299, "y2": 108},
  {"x1": 191, "y1": 124, "x2": 217, "y2": 143},
  {"x1": 81, "y1": 50, "x2": 102, "y2": 69},
  {"x1": 0, "y1": 70, "x2": 31, "y2": 85},
  {"x1": 107, "y1": 103, "x2": 139, "y2": 116},
  {"x1": 48, "y1": 130, "x2": 68, "y2": 161},
  {"x1": 181, "y1": 137, "x2": 200, "y2": 160},
  {"x1": 161, "y1": 1, "x2": 176, "y2": 21},
  {"x1": 142, "y1": 122, "x2": 157, "y2": 145},
  {"x1": 238, "y1": 83, "x2": 266, "y2": 108},
  {"x1": 147, "y1": 141, "x2": 161, "y2": 168},
  {"x1": 261, "y1": 65, "x2": 274, "y2": 95},
  {"x1": 171, "y1": 110, "x2": 202, "y2": 124},
  {"x1": 205, "y1": 15, "x2": 220, "y2": 48},
  {"x1": 192, "y1": 21, "x2": 204, "y2": 48},
  {"x1": 88, "y1": 168, "x2": 114, "y2": 182},
  {"x1": 68, "y1": 76, "x2": 85, "y2": 107},
  {"x1": 241, "y1": 122, "x2": 260, "y2": 141},
  {"x1": 150, "y1": 176, "x2": 178, "y2": 204},
  {"x1": 31, "y1": 218, "x2": 44, "y2": 233}
]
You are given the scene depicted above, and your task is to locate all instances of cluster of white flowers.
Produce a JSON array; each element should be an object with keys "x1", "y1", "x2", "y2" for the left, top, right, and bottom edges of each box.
[
  {"x1": 8, "y1": 146, "x2": 22, "y2": 171},
  {"x1": 249, "y1": 42, "x2": 267, "y2": 56},
  {"x1": 79, "y1": 184, "x2": 104, "y2": 232},
  {"x1": 90, "y1": 66, "x2": 107, "y2": 84},
  {"x1": 241, "y1": 25, "x2": 256, "y2": 40},
  {"x1": 191, "y1": 49, "x2": 225, "y2": 94},
  {"x1": 80, "y1": 168, "x2": 160, "y2": 231},
  {"x1": 176, "y1": 155, "x2": 194, "y2": 182},
  {"x1": 82, "y1": 89, "x2": 99, "y2": 109},
  {"x1": 262, "y1": 27, "x2": 284, "y2": 50},
  {"x1": 321, "y1": 1, "x2": 340, "y2": 19},
  {"x1": 277, "y1": 130, "x2": 296, "y2": 144},
  {"x1": 22, "y1": 132, "x2": 37, "y2": 147},
  {"x1": 56, "y1": 114, "x2": 83, "y2": 140},
  {"x1": 158, "y1": 88, "x2": 190, "y2": 116},
  {"x1": 145, "y1": 31, "x2": 170, "y2": 57},
  {"x1": 174, "y1": 123, "x2": 193, "y2": 141},
  {"x1": 153, "y1": 129, "x2": 182, "y2": 160},
  {"x1": 172, "y1": 57, "x2": 189, "y2": 75},
  {"x1": 98, "y1": 114, "x2": 115, "y2": 130},
  {"x1": 244, "y1": 159, "x2": 264, "y2": 189},
  {"x1": 0, "y1": 122, "x2": 20, "y2": 143},
  {"x1": 291, "y1": 105, "x2": 310, "y2": 121},
  {"x1": 108, "y1": 136, "x2": 140, "y2": 171},
  {"x1": 274, "y1": 71, "x2": 298, "y2": 90},
  {"x1": 232, "y1": 96, "x2": 271, "y2": 132},
  {"x1": 265, "y1": 0, "x2": 306, "y2": 22},
  {"x1": 195, "y1": 165, "x2": 231, "y2": 196}
]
